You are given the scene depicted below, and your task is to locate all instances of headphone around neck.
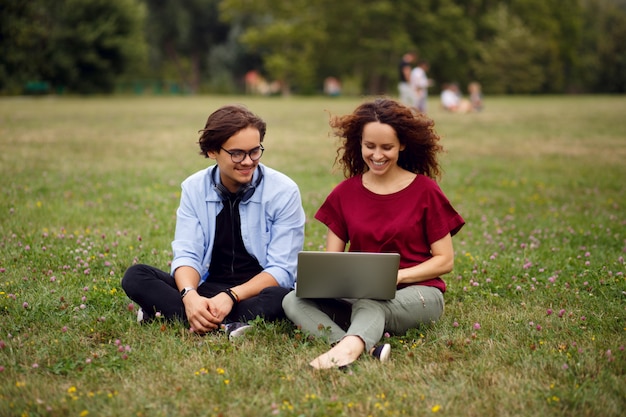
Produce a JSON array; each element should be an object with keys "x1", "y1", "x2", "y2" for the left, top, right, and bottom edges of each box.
[{"x1": 211, "y1": 165, "x2": 264, "y2": 202}]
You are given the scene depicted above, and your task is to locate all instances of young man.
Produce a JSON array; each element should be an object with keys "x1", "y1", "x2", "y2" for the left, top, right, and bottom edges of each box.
[{"x1": 121, "y1": 105, "x2": 306, "y2": 338}]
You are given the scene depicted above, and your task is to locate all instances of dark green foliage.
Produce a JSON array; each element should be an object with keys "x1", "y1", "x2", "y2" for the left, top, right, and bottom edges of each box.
[
  {"x1": 1, "y1": 0, "x2": 625, "y2": 95},
  {"x1": 0, "y1": 0, "x2": 145, "y2": 94}
]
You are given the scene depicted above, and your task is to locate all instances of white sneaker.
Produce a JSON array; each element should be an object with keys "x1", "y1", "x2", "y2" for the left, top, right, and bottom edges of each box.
[
  {"x1": 371, "y1": 343, "x2": 391, "y2": 363},
  {"x1": 136, "y1": 308, "x2": 144, "y2": 323},
  {"x1": 222, "y1": 322, "x2": 252, "y2": 340}
]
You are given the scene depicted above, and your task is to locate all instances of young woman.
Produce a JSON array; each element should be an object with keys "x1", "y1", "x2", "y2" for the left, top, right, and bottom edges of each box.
[{"x1": 283, "y1": 98, "x2": 464, "y2": 369}]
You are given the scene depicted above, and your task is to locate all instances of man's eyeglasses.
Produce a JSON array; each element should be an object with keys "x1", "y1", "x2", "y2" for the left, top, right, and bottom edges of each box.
[{"x1": 220, "y1": 145, "x2": 264, "y2": 163}]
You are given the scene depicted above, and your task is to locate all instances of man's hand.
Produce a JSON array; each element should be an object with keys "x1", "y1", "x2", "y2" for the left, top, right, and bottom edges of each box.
[
  {"x1": 206, "y1": 292, "x2": 236, "y2": 325},
  {"x1": 183, "y1": 291, "x2": 235, "y2": 333}
]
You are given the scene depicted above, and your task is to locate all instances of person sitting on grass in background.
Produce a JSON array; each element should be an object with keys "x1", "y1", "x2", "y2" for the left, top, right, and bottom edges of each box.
[
  {"x1": 122, "y1": 104, "x2": 306, "y2": 338},
  {"x1": 468, "y1": 81, "x2": 484, "y2": 112},
  {"x1": 440, "y1": 83, "x2": 472, "y2": 113},
  {"x1": 282, "y1": 98, "x2": 465, "y2": 369}
]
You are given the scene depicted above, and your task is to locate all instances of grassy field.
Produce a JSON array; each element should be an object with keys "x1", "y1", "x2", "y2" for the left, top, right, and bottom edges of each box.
[{"x1": 0, "y1": 94, "x2": 625, "y2": 417}]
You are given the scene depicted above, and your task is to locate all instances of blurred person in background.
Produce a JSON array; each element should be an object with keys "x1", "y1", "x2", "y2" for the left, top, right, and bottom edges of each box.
[
  {"x1": 397, "y1": 52, "x2": 416, "y2": 106},
  {"x1": 410, "y1": 60, "x2": 431, "y2": 113},
  {"x1": 440, "y1": 83, "x2": 472, "y2": 113}
]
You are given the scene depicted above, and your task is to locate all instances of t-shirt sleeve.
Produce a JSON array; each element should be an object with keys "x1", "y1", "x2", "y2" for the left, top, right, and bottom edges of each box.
[
  {"x1": 424, "y1": 183, "x2": 465, "y2": 244},
  {"x1": 314, "y1": 184, "x2": 350, "y2": 243}
]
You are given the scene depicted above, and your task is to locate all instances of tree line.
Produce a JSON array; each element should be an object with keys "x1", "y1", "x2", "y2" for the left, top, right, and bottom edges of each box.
[{"x1": 1, "y1": 0, "x2": 625, "y2": 95}]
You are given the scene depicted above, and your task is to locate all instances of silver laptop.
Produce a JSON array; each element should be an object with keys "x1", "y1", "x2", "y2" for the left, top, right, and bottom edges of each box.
[{"x1": 295, "y1": 251, "x2": 400, "y2": 300}]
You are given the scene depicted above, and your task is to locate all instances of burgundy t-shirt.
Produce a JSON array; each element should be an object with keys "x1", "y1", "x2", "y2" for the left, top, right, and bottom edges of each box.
[{"x1": 315, "y1": 174, "x2": 465, "y2": 293}]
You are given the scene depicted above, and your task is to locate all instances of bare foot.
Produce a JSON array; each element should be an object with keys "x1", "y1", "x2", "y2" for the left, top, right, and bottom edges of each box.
[{"x1": 309, "y1": 335, "x2": 365, "y2": 369}]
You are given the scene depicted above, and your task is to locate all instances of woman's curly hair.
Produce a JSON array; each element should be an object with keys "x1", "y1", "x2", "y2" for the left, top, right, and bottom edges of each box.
[{"x1": 330, "y1": 98, "x2": 443, "y2": 179}]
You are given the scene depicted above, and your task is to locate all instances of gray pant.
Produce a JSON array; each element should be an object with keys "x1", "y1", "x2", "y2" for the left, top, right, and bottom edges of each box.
[
  {"x1": 398, "y1": 82, "x2": 416, "y2": 106},
  {"x1": 282, "y1": 285, "x2": 444, "y2": 351}
]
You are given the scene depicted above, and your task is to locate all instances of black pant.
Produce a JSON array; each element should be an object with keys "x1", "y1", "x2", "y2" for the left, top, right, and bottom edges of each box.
[{"x1": 121, "y1": 264, "x2": 290, "y2": 324}]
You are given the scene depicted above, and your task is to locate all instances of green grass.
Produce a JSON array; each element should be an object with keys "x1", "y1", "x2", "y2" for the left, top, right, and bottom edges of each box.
[{"x1": 1, "y1": 95, "x2": 625, "y2": 417}]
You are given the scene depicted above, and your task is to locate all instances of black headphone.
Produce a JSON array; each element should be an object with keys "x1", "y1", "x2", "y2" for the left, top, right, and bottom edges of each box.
[{"x1": 211, "y1": 165, "x2": 264, "y2": 202}]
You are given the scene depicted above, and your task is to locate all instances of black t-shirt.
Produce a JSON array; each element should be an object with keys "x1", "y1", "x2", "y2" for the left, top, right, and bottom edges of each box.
[
  {"x1": 208, "y1": 193, "x2": 263, "y2": 285},
  {"x1": 398, "y1": 60, "x2": 411, "y2": 83}
]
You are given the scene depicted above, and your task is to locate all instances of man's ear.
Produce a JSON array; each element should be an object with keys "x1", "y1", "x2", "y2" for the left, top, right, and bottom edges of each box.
[{"x1": 207, "y1": 150, "x2": 217, "y2": 159}]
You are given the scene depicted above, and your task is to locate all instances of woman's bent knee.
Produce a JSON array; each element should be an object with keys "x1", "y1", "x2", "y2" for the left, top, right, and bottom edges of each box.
[{"x1": 281, "y1": 290, "x2": 297, "y2": 315}]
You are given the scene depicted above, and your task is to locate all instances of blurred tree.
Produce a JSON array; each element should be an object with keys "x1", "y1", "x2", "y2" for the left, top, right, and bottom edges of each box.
[
  {"x1": 577, "y1": 0, "x2": 626, "y2": 92},
  {"x1": 220, "y1": 0, "x2": 328, "y2": 95},
  {"x1": 314, "y1": 1, "x2": 415, "y2": 95},
  {"x1": 472, "y1": 5, "x2": 546, "y2": 93},
  {"x1": 221, "y1": 0, "x2": 445, "y2": 95},
  {"x1": 53, "y1": 0, "x2": 147, "y2": 93},
  {"x1": 318, "y1": 0, "x2": 423, "y2": 95},
  {"x1": 0, "y1": 0, "x2": 146, "y2": 94},
  {"x1": 191, "y1": 0, "x2": 626, "y2": 95},
  {"x1": 0, "y1": 0, "x2": 54, "y2": 94},
  {"x1": 505, "y1": 0, "x2": 582, "y2": 93},
  {"x1": 401, "y1": 0, "x2": 476, "y2": 92},
  {"x1": 143, "y1": 0, "x2": 229, "y2": 94},
  {"x1": 3, "y1": 0, "x2": 626, "y2": 95}
]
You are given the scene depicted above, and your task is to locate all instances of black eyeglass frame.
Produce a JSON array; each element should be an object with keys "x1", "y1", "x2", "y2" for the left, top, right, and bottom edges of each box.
[{"x1": 220, "y1": 145, "x2": 264, "y2": 163}]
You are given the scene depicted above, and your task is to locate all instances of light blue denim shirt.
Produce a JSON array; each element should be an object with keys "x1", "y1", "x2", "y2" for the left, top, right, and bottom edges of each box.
[{"x1": 170, "y1": 163, "x2": 305, "y2": 289}]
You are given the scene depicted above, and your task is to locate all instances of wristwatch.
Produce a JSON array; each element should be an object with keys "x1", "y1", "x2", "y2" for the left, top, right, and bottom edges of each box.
[{"x1": 180, "y1": 287, "x2": 196, "y2": 299}]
